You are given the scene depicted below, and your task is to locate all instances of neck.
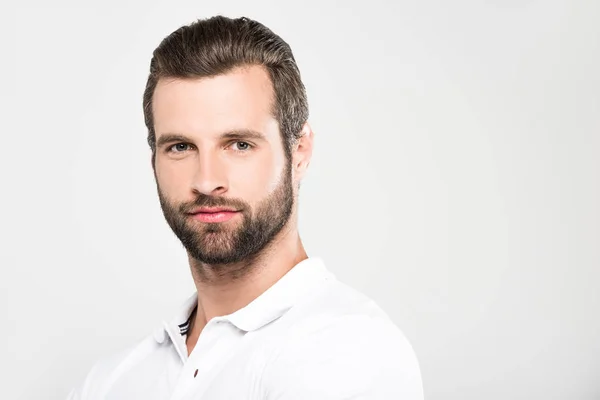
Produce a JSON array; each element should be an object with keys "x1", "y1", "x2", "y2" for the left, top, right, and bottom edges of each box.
[{"x1": 185, "y1": 219, "x2": 307, "y2": 349}]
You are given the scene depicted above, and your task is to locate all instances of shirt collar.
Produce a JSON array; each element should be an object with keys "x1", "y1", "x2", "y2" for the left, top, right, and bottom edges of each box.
[
  {"x1": 154, "y1": 257, "x2": 333, "y2": 344},
  {"x1": 153, "y1": 292, "x2": 197, "y2": 346},
  {"x1": 227, "y1": 257, "x2": 333, "y2": 331}
]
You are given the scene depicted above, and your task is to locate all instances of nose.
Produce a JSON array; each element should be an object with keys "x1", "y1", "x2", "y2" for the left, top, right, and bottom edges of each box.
[{"x1": 191, "y1": 151, "x2": 228, "y2": 196}]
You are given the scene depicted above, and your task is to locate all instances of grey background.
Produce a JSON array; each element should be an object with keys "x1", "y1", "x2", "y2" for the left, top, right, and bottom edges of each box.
[{"x1": 1, "y1": 1, "x2": 599, "y2": 399}]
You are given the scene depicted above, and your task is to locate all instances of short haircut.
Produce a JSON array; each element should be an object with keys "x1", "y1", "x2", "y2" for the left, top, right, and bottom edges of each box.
[{"x1": 142, "y1": 16, "x2": 309, "y2": 162}]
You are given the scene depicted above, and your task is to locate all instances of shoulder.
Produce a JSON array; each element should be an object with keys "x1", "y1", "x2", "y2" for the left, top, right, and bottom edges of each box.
[
  {"x1": 262, "y1": 280, "x2": 423, "y2": 399},
  {"x1": 66, "y1": 338, "x2": 150, "y2": 400}
]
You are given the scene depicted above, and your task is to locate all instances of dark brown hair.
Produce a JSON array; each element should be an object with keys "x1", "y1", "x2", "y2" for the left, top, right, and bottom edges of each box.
[{"x1": 142, "y1": 16, "x2": 309, "y2": 162}]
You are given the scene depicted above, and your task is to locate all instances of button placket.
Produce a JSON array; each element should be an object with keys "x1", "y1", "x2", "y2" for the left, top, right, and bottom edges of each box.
[{"x1": 186, "y1": 320, "x2": 222, "y2": 379}]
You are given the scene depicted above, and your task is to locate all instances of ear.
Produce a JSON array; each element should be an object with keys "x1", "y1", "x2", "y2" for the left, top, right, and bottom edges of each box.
[{"x1": 292, "y1": 122, "x2": 314, "y2": 182}]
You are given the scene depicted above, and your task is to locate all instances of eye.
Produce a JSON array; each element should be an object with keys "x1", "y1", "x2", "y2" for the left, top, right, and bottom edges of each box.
[
  {"x1": 231, "y1": 141, "x2": 252, "y2": 152},
  {"x1": 168, "y1": 143, "x2": 192, "y2": 153}
]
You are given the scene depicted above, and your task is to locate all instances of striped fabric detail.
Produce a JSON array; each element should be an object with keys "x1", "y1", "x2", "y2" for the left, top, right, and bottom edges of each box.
[{"x1": 178, "y1": 306, "x2": 197, "y2": 335}]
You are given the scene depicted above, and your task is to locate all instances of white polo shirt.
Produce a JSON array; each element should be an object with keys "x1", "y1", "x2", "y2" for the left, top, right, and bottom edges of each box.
[{"x1": 68, "y1": 257, "x2": 423, "y2": 399}]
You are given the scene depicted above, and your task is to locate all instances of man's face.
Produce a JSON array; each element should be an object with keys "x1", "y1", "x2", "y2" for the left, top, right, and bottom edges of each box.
[{"x1": 152, "y1": 66, "x2": 294, "y2": 265}]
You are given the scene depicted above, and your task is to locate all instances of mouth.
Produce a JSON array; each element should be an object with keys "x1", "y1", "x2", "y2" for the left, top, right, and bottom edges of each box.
[{"x1": 188, "y1": 208, "x2": 240, "y2": 223}]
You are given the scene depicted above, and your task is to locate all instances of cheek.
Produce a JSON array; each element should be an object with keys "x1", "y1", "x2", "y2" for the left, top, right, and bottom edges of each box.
[
  {"x1": 232, "y1": 154, "x2": 283, "y2": 201},
  {"x1": 155, "y1": 161, "x2": 190, "y2": 198}
]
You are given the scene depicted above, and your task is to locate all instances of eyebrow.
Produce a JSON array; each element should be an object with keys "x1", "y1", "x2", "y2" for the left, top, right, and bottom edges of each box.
[{"x1": 155, "y1": 129, "x2": 266, "y2": 149}]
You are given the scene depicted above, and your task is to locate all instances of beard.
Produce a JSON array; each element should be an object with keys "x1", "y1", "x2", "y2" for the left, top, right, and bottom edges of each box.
[{"x1": 156, "y1": 163, "x2": 294, "y2": 269}]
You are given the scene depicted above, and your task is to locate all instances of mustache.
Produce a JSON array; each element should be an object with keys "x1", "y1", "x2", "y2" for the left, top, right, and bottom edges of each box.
[{"x1": 179, "y1": 194, "x2": 249, "y2": 214}]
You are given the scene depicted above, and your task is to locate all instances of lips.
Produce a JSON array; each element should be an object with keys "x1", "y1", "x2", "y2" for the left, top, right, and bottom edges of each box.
[
  {"x1": 189, "y1": 207, "x2": 238, "y2": 214},
  {"x1": 188, "y1": 207, "x2": 240, "y2": 223}
]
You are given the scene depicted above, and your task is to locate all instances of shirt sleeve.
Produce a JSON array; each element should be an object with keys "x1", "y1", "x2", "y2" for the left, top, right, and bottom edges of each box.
[
  {"x1": 64, "y1": 343, "x2": 138, "y2": 400},
  {"x1": 262, "y1": 315, "x2": 423, "y2": 400}
]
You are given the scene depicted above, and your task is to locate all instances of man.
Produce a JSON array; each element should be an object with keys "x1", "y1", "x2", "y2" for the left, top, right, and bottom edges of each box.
[{"x1": 68, "y1": 15, "x2": 423, "y2": 399}]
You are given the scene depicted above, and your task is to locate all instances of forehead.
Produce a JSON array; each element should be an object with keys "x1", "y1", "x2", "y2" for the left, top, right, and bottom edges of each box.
[{"x1": 152, "y1": 65, "x2": 278, "y2": 139}]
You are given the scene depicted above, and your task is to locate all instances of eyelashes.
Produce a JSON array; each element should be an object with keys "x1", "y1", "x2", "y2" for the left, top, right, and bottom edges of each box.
[{"x1": 166, "y1": 141, "x2": 254, "y2": 154}]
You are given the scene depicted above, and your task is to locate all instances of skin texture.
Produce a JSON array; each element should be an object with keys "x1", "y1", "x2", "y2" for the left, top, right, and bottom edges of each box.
[{"x1": 151, "y1": 65, "x2": 314, "y2": 354}]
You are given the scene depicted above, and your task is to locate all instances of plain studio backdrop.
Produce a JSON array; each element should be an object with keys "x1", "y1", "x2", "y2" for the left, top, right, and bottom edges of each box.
[{"x1": 0, "y1": 1, "x2": 598, "y2": 399}]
